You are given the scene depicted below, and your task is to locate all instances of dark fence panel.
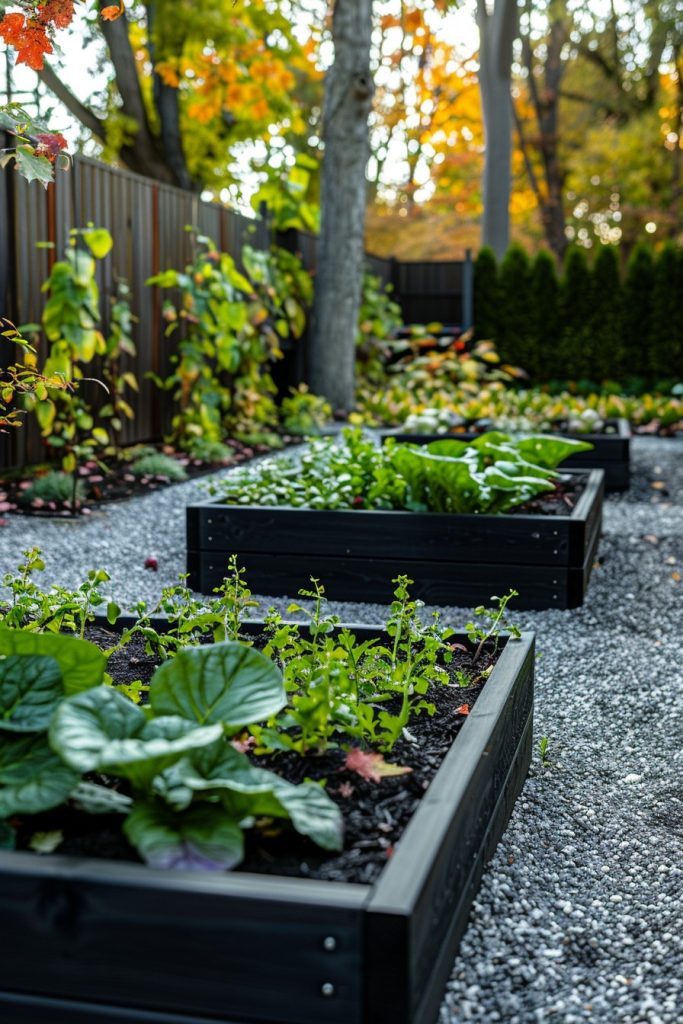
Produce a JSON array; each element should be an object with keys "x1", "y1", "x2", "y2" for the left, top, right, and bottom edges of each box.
[
  {"x1": 392, "y1": 256, "x2": 473, "y2": 327},
  {"x1": 0, "y1": 141, "x2": 471, "y2": 469}
]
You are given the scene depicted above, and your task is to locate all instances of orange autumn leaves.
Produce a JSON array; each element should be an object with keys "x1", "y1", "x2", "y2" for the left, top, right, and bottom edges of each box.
[{"x1": 0, "y1": 0, "x2": 123, "y2": 71}]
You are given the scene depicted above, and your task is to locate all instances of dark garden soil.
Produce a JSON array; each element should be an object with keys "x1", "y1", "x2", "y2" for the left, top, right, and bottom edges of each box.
[
  {"x1": 511, "y1": 473, "x2": 585, "y2": 515},
  {"x1": 0, "y1": 438, "x2": 298, "y2": 519},
  {"x1": 14, "y1": 627, "x2": 501, "y2": 886}
]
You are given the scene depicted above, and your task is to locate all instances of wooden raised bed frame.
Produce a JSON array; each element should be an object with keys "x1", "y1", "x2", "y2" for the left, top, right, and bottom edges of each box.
[
  {"x1": 187, "y1": 470, "x2": 604, "y2": 609},
  {"x1": 383, "y1": 417, "x2": 631, "y2": 491},
  {"x1": 0, "y1": 626, "x2": 535, "y2": 1024}
]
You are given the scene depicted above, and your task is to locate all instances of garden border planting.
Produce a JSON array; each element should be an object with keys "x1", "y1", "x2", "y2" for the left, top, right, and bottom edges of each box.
[
  {"x1": 0, "y1": 623, "x2": 534, "y2": 1024},
  {"x1": 187, "y1": 470, "x2": 604, "y2": 609},
  {"x1": 382, "y1": 418, "x2": 631, "y2": 491}
]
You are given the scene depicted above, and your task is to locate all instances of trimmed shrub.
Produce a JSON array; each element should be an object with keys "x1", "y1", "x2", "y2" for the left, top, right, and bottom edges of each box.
[
  {"x1": 589, "y1": 245, "x2": 622, "y2": 382},
  {"x1": 621, "y1": 242, "x2": 654, "y2": 382},
  {"x1": 497, "y1": 244, "x2": 531, "y2": 369},
  {"x1": 650, "y1": 242, "x2": 681, "y2": 383},
  {"x1": 559, "y1": 246, "x2": 593, "y2": 380},
  {"x1": 529, "y1": 250, "x2": 560, "y2": 381},
  {"x1": 473, "y1": 246, "x2": 499, "y2": 340}
]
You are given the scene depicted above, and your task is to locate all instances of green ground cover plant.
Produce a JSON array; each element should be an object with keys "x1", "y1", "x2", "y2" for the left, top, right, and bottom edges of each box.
[{"x1": 356, "y1": 382, "x2": 683, "y2": 435}]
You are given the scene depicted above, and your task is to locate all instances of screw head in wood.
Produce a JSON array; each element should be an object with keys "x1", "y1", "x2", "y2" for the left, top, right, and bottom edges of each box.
[
  {"x1": 321, "y1": 982, "x2": 335, "y2": 997},
  {"x1": 323, "y1": 936, "x2": 336, "y2": 951}
]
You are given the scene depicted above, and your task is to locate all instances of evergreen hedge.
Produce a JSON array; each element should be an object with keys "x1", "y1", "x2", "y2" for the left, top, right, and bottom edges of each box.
[
  {"x1": 589, "y1": 245, "x2": 622, "y2": 382},
  {"x1": 473, "y1": 241, "x2": 682, "y2": 385},
  {"x1": 497, "y1": 244, "x2": 532, "y2": 370},
  {"x1": 529, "y1": 250, "x2": 560, "y2": 380},
  {"x1": 650, "y1": 243, "x2": 680, "y2": 383},
  {"x1": 472, "y1": 246, "x2": 499, "y2": 340}
]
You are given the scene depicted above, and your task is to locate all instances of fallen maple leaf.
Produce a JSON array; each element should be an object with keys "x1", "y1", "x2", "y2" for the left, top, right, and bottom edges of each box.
[
  {"x1": 344, "y1": 748, "x2": 412, "y2": 783},
  {"x1": 455, "y1": 703, "x2": 470, "y2": 716},
  {"x1": 672, "y1": 572, "x2": 681, "y2": 583}
]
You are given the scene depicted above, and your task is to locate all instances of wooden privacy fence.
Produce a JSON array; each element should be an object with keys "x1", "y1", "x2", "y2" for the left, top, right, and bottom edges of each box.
[{"x1": 0, "y1": 142, "x2": 472, "y2": 468}]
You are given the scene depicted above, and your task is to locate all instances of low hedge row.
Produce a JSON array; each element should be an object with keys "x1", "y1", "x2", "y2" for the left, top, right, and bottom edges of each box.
[{"x1": 474, "y1": 242, "x2": 683, "y2": 385}]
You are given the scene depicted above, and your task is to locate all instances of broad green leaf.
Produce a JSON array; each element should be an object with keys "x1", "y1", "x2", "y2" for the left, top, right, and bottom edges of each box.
[
  {"x1": 0, "y1": 734, "x2": 79, "y2": 816},
  {"x1": 0, "y1": 630, "x2": 105, "y2": 696},
  {"x1": 268, "y1": 781, "x2": 343, "y2": 852},
  {"x1": 15, "y1": 147, "x2": 53, "y2": 188},
  {"x1": 82, "y1": 227, "x2": 113, "y2": 260},
  {"x1": 514, "y1": 435, "x2": 594, "y2": 470},
  {"x1": 50, "y1": 686, "x2": 223, "y2": 786},
  {"x1": 0, "y1": 654, "x2": 63, "y2": 732},
  {"x1": 157, "y1": 742, "x2": 343, "y2": 851},
  {"x1": 69, "y1": 781, "x2": 133, "y2": 815},
  {"x1": 424, "y1": 438, "x2": 469, "y2": 458},
  {"x1": 123, "y1": 800, "x2": 244, "y2": 871},
  {"x1": 150, "y1": 642, "x2": 286, "y2": 728}
]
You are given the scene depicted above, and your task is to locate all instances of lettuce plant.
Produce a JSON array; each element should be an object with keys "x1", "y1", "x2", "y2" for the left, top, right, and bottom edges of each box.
[{"x1": 0, "y1": 629, "x2": 342, "y2": 870}]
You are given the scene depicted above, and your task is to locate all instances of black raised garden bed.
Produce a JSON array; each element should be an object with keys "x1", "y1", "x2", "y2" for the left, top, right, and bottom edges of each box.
[
  {"x1": 383, "y1": 417, "x2": 631, "y2": 491},
  {"x1": 187, "y1": 470, "x2": 604, "y2": 609},
  {"x1": 0, "y1": 623, "x2": 534, "y2": 1024}
]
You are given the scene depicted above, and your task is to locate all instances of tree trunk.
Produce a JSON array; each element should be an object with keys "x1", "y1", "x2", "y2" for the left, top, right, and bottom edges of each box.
[
  {"x1": 146, "y1": 1, "x2": 195, "y2": 191},
  {"x1": 477, "y1": 0, "x2": 518, "y2": 258},
  {"x1": 39, "y1": 2, "x2": 193, "y2": 189},
  {"x1": 517, "y1": 17, "x2": 568, "y2": 259},
  {"x1": 308, "y1": 0, "x2": 374, "y2": 413}
]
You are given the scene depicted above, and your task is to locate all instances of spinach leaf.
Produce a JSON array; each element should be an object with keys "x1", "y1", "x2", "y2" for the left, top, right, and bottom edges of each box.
[
  {"x1": 149, "y1": 641, "x2": 286, "y2": 728},
  {"x1": 0, "y1": 629, "x2": 106, "y2": 695},
  {"x1": 123, "y1": 800, "x2": 244, "y2": 871},
  {"x1": 156, "y1": 741, "x2": 343, "y2": 852},
  {"x1": 0, "y1": 734, "x2": 80, "y2": 816},
  {"x1": 0, "y1": 654, "x2": 63, "y2": 732},
  {"x1": 49, "y1": 686, "x2": 223, "y2": 787}
]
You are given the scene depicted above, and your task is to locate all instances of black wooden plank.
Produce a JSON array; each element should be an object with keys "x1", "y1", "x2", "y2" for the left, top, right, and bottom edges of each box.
[
  {"x1": 364, "y1": 635, "x2": 535, "y2": 1024},
  {"x1": 188, "y1": 549, "x2": 576, "y2": 609},
  {"x1": 0, "y1": 854, "x2": 365, "y2": 1024},
  {"x1": 187, "y1": 504, "x2": 576, "y2": 567},
  {"x1": 0, "y1": 991, "x2": 254, "y2": 1024}
]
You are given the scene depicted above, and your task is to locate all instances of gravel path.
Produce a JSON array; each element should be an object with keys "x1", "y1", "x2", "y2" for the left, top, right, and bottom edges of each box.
[{"x1": 1, "y1": 437, "x2": 682, "y2": 1024}]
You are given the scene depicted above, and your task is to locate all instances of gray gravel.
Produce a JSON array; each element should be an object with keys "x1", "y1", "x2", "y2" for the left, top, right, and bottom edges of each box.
[{"x1": 1, "y1": 437, "x2": 682, "y2": 1023}]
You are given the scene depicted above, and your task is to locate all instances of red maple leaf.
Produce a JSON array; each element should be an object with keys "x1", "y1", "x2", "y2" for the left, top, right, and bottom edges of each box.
[
  {"x1": 38, "y1": 0, "x2": 75, "y2": 30},
  {"x1": 0, "y1": 14, "x2": 53, "y2": 70},
  {"x1": 34, "y1": 132, "x2": 68, "y2": 162}
]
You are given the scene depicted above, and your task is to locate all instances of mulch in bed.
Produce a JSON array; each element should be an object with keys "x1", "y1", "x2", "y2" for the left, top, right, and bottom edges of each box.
[
  {"x1": 0, "y1": 439, "x2": 297, "y2": 519},
  {"x1": 14, "y1": 626, "x2": 501, "y2": 886}
]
